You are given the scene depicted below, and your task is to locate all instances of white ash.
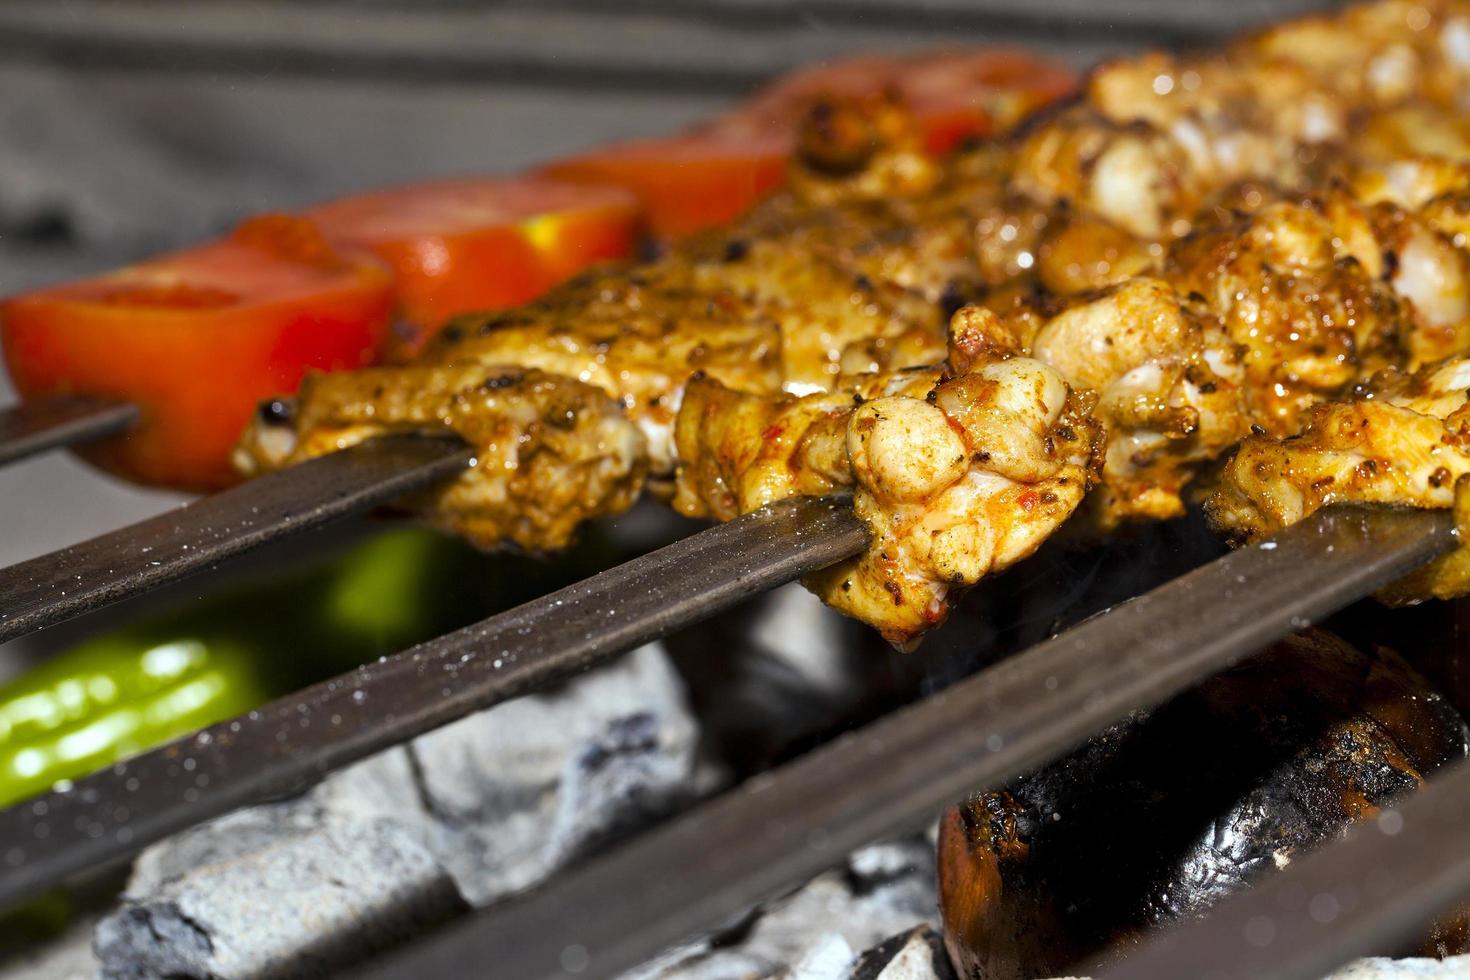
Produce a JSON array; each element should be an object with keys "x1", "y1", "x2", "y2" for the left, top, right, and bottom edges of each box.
[
  {"x1": 90, "y1": 643, "x2": 705, "y2": 979},
  {"x1": 407, "y1": 640, "x2": 710, "y2": 906},
  {"x1": 621, "y1": 836, "x2": 941, "y2": 980},
  {"x1": 784, "y1": 933, "x2": 860, "y2": 980},
  {"x1": 1324, "y1": 958, "x2": 1470, "y2": 978}
]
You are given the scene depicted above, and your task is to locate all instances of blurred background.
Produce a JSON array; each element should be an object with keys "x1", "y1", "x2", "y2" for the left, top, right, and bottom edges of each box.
[{"x1": 0, "y1": 0, "x2": 1336, "y2": 568}]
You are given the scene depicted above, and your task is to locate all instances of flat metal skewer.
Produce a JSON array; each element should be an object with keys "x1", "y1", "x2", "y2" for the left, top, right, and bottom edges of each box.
[
  {"x1": 0, "y1": 494, "x2": 868, "y2": 911},
  {"x1": 0, "y1": 433, "x2": 472, "y2": 644},
  {"x1": 358, "y1": 505, "x2": 1455, "y2": 980},
  {"x1": 1100, "y1": 757, "x2": 1470, "y2": 980},
  {"x1": 0, "y1": 395, "x2": 139, "y2": 467}
]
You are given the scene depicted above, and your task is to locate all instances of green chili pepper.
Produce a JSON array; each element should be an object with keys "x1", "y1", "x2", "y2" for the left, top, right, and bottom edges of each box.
[
  {"x1": 0, "y1": 525, "x2": 488, "y2": 810},
  {"x1": 0, "y1": 519, "x2": 623, "y2": 812},
  {"x1": 0, "y1": 632, "x2": 269, "y2": 809}
]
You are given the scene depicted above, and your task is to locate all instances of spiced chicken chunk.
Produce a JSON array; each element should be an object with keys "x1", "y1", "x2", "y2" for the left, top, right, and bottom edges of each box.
[{"x1": 1208, "y1": 355, "x2": 1470, "y2": 599}]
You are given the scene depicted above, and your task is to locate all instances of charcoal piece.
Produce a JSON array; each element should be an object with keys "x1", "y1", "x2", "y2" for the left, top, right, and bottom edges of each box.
[
  {"x1": 850, "y1": 926, "x2": 956, "y2": 980},
  {"x1": 409, "y1": 643, "x2": 705, "y2": 905},
  {"x1": 939, "y1": 630, "x2": 1470, "y2": 979},
  {"x1": 94, "y1": 750, "x2": 461, "y2": 980},
  {"x1": 623, "y1": 834, "x2": 939, "y2": 980},
  {"x1": 92, "y1": 643, "x2": 703, "y2": 978}
]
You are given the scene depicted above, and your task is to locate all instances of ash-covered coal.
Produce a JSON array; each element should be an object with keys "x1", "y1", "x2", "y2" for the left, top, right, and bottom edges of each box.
[
  {"x1": 91, "y1": 643, "x2": 705, "y2": 979},
  {"x1": 622, "y1": 835, "x2": 943, "y2": 980}
]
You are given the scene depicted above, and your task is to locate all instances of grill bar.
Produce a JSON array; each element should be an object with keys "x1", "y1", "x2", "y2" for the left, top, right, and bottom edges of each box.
[
  {"x1": 358, "y1": 505, "x2": 1454, "y2": 980},
  {"x1": 1101, "y1": 757, "x2": 1470, "y2": 980},
  {"x1": 0, "y1": 494, "x2": 867, "y2": 911},
  {"x1": 0, "y1": 433, "x2": 471, "y2": 645},
  {"x1": 0, "y1": 396, "x2": 138, "y2": 467}
]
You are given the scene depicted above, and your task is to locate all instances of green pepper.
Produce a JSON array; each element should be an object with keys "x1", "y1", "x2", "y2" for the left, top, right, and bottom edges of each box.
[
  {"x1": 0, "y1": 632, "x2": 268, "y2": 809},
  {"x1": 0, "y1": 525, "x2": 488, "y2": 810},
  {"x1": 0, "y1": 520, "x2": 624, "y2": 813}
]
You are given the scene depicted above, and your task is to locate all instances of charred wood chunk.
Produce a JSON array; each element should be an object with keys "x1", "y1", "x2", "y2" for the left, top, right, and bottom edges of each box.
[{"x1": 938, "y1": 629, "x2": 1470, "y2": 979}]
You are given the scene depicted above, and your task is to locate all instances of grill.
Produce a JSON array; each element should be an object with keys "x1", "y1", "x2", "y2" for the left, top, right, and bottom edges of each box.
[{"x1": 3, "y1": 2, "x2": 1469, "y2": 978}]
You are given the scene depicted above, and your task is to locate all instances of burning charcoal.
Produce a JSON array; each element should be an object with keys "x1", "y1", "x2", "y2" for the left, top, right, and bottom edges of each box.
[
  {"x1": 848, "y1": 839, "x2": 934, "y2": 891},
  {"x1": 92, "y1": 644, "x2": 704, "y2": 979},
  {"x1": 92, "y1": 744, "x2": 460, "y2": 979},
  {"x1": 938, "y1": 630, "x2": 1470, "y2": 979},
  {"x1": 740, "y1": 840, "x2": 938, "y2": 968}
]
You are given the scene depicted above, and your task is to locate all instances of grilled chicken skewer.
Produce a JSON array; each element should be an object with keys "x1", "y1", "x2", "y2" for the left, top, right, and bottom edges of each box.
[{"x1": 237, "y1": 0, "x2": 1470, "y2": 645}]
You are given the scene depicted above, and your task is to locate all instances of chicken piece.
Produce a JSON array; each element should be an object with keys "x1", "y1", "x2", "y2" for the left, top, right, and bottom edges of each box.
[
  {"x1": 1357, "y1": 102, "x2": 1470, "y2": 163},
  {"x1": 1031, "y1": 277, "x2": 1248, "y2": 527},
  {"x1": 1012, "y1": 110, "x2": 1205, "y2": 241},
  {"x1": 1016, "y1": 0, "x2": 1470, "y2": 245},
  {"x1": 1375, "y1": 204, "x2": 1470, "y2": 362},
  {"x1": 1168, "y1": 199, "x2": 1409, "y2": 432},
  {"x1": 676, "y1": 309, "x2": 1101, "y2": 647},
  {"x1": 783, "y1": 92, "x2": 943, "y2": 207},
  {"x1": 1249, "y1": 0, "x2": 1470, "y2": 112},
  {"x1": 1033, "y1": 211, "x2": 1158, "y2": 296},
  {"x1": 234, "y1": 364, "x2": 646, "y2": 552},
  {"x1": 415, "y1": 266, "x2": 783, "y2": 482},
  {"x1": 1207, "y1": 354, "x2": 1470, "y2": 597},
  {"x1": 1025, "y1": 197, "x2": 1410, "y2": 530}
]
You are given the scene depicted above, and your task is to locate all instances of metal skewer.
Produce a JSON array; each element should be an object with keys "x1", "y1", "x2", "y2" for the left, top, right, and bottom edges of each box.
[
  {"x1": 0, "y1": 395, "x2": 139, "y2": 467},
  {"x1": 358, "y1": 505, "x2": 1454, "y2": 980},
  {"x1": 0, "y1": 432, "x2": 472, "y2": 644},
  {"x1": 0, "y1": 493, "x2": 867, "y2": 910}
]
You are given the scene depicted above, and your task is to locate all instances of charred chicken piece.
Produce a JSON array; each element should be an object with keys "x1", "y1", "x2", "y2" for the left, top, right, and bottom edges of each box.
[{"x1": 939, "y1": 630, "x2": 1470, "y2": 978}]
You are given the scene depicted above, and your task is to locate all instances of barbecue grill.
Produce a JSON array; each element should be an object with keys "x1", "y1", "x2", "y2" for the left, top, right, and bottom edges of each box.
[{"x1": 3, "y1": 1, "x2": 1468, "y2": 978}]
